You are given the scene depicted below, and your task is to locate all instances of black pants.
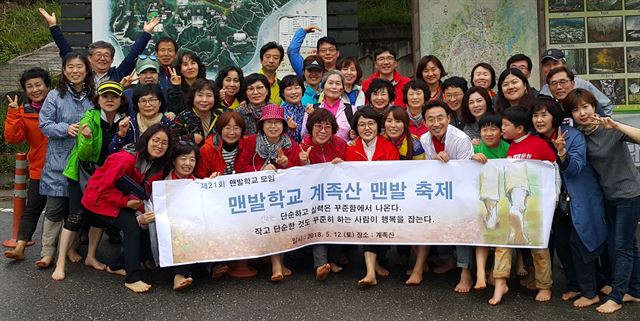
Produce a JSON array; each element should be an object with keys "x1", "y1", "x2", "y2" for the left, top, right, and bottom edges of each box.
[
  {"x1": 17, "y1": 179, "x2": 47, "y2": 241},
  {"x1": 93, "y1": 208, "x2": 144, "y2": 284},
  {"x1": 552, "y1": 209, "x2": 603, "y2": 299},
  {"x1": 64, "y1": 179, "x2": 107, "y2": 232}
]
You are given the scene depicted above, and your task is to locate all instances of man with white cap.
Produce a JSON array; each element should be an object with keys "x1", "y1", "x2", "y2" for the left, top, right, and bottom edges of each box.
[{"x1": 539, "y1": 49, "x2": 612, "y2": 116}]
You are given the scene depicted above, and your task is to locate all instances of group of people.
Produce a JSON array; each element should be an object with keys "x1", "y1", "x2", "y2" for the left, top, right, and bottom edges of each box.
[{"x1": 1, "y1": 8, "x2": 639, "y2": 314}]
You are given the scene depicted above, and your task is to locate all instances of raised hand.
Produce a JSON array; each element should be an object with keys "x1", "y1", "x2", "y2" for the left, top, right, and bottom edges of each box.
[
  {"x1": 143, "y1": 16, "x2": 161, "y2": 33},
  {"x1": 38, "y1": 8, "x2": 57, "y2": 27},
  {"x1": 80, "y1": 123, "x2": 92, "y2": 138},
  {"x1": 120, "y1": 70, "x2": 139, "y2": 88},
  {"x1": 275, "y1": 148, "x2": 288, "y2": 167},
  {"x1": 299, "y1": 145, "x2": 313, "y2": 164},
  {"x1": 304, "y1": 25, "x2": 321, "y2": 33},
  {"x1": 168, "y1": 67, "x2": 182, "y2": 86},
  {"x1": 552, "y1": 126, "x2": 568, "y2": 155},
  {"x1": 117, "y1": 116, "x2": 131, "y2": 138},
  {"x1": 6, "y1": 95, "x2": 19, "y2": 108},
  {"x1": 68, "y1": 123, "x2": 79, "y2": 137},
  {"x1": 287, "y1": 116, "x2": 298, "y2": 130},
  {"x1": 305, "y1": 104, "x2": 315, "y2": 114}
]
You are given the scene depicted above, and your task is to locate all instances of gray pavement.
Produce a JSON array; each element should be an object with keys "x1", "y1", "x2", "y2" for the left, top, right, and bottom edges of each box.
[{"x1": 0, "y1": 200, "x2": 638, "y2": 321}]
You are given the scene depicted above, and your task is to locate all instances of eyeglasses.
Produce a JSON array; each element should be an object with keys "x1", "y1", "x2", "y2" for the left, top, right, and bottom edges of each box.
[
  {"x1": 151, "y1": 138, "x2": 169, "y2": 147},
  {"x1": 376, "y1": 56, "x2": 396, "y2": 63},
  {"x1": 550, "y1": 79, "x2": 571, "y2": 87},
  {"x1": 139, "y1": 98, "x2": 160, "y2": 105},
  {"x1": 92, "y1": 53, "x2": 111, "y2": 60},
  {"x1": 445, "y1": 92, "x2": 464, "y2": 99},
  {"x1": 138, "y1": 54, "x2": 158, "y2": 61},
  {"x1": 247, "y1": 85, "x2": 267, "y2": 93},
  {"x1": 313, "y1": 123, "x2": 332, "y2": 131},
  {"x1": 357, "y1": 121, "x2": 377, "y2": 129}
]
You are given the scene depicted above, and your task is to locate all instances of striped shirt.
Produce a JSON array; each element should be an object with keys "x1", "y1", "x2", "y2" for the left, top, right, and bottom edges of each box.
[{"x1": 222, "y1": 147, "x2": 238, "y2": 175}]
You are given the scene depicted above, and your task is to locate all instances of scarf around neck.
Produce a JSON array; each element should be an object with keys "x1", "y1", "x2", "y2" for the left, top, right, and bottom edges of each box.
[{"x1": 256, "y1": 132, "x2": 292, "y2": 163}]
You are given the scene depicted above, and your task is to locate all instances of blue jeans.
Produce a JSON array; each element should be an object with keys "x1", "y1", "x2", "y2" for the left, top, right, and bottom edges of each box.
[{"x1": 605, "y1": 196, "x2": 640, "y2": 304}]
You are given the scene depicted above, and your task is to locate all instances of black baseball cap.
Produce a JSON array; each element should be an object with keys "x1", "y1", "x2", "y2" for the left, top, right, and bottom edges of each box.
[{"x1": 540, "y1": 49, "x2": 566, "y2": 63}]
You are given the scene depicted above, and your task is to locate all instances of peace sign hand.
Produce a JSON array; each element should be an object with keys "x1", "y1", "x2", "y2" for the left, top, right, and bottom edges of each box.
[
  {"x1": 552, "y1": 126, "x2": 568, "y2": 155},
  {"x1": 6, "y1": 95, "x2": 19, "y2": 108},
  {"x1": 275, "y1": 148, "x2": 288, "y2": 167},
  {"x1": 120, "y1": 69, "x2": 139, "y2": 88},
  {"x1": 299, "y1": 145, "x2": 313, "y2": 164},
  {"x1": 168, "y1": 67, "x2": 181, "y2": 86}
]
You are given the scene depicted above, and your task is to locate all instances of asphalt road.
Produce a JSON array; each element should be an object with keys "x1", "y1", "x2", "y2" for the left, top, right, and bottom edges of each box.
[{"x1": 0, "y1": 200, "x2": 638, "y2": 321}]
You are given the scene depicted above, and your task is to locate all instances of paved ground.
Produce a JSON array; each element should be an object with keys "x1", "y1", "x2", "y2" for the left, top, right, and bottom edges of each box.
[
  {"x1": 0, "y1": 43, "x2": 61, "y2": 96},
  {"x1": 0, "y1": 199, "x2": 638, "y2": 321}
]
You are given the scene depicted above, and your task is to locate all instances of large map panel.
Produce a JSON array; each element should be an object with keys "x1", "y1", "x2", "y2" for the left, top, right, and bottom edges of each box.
[
  {"x1": 92, "y1": 0, "x2": 327, "y2": 78},
  {"x1": 419, "y1": 0, "x2": 540, "y2": 89}
]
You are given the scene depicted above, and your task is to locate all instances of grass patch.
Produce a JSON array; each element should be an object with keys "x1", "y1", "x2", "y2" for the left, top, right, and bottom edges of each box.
[
  {"x1": 358, "y1": 0, "x2": 412, "y2": 26},
  {"x1": 0, "y1": 1, "x2": 61, "y2": 63}
]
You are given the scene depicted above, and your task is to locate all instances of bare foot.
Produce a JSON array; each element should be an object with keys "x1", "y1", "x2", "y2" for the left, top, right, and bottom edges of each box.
[
  {"x1": 35, "y1": 256, "x2": 52, "y2": 269},
  {"x1": 600, "y1": 285, "x2": 612, "y2": 295},
  {"x1": 375, "y1": 262, "x2": 389, "y2": 277},
  {"x1": 487, "y1": 273, "x2": 495, "y2": 286},
  {"x1": 454, "y1": 269, "x2": 472, "y2": 293},
  {"x1": 405, "y1": 272, "x2": 423, "y2": 286},
  {"x1": 596, "y1": 299, "x2": 622, "y2": 313},
  {"x1": 358, "y1": 275, "x2": 377, "y2": 287},
  {"x1": 67, "y1": 249, "x2": 82, "y2": 263},
  {"x1": 51, "y1": 265, "x2": 65, "y2": 281},
  {"x1": 489, "y1": 280, "x2": 509, "y2": 305},
  {"x1": 474, "y1": 272, "x2": 487, "y2": 290},
  {"x1": 329, "y1": 263, "x2": 342, "y2": 273},
  {"x1": 574, "y1": 295, "x2": 599, "y2": 308},
  {"x1": 84, "y1": 257, "x2": 107, "y2": 271},
  {"x1": 535, "y1": 289, "x2": 552, "y2": 302},
  {"x1": 270, "y1": 273, "x2": 284, "y2": 282},
  {"x1": 173, "y1": 274, "x2": 193, "y2": 290},
  {"x1": 433, "y1": 257, "x2": 456, "y2": 274},
  {"x1": 623, "y1": 293, "x2": 640, "y2": 303},
  {"x1": 315, "y1": 264, "x2": 331, "y2": 281},
  {"x1": 211, "y1": 264, "x2": 229, "y2": 279},
  {"x1": 106, "y1": 266, "x2": 126, "y2": 276},
  {"x1": 283, "y1": 266, "x2": 292, "y2": 277},
  {"x1": 4, "y1": 249, "x2": 25, "y2": 261},
  {"x1": 520, "y1": 275, "x2": 537, "y2": 290},
  {"x1": 125, "y1": 280, "x2": 151, "y2": 293},
  {"x1": 516, "y1": 265, "x2": 528, "y2": 276},
  {"x1": 562, "y1": 291, "x2": 580, "y2": 301}
]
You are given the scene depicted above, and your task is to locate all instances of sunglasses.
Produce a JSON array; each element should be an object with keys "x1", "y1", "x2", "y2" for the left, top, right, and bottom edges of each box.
[{"x1": 138, "y1": 54, "x2": 158, "y2": 61}]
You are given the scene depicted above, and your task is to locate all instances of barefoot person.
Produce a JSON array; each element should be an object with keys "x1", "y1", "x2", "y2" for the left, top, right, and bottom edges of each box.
[
  {"x1": 471, "y1": 113, "x2": 510, "y2": 291},
  {"x1": 533, "y1": 96, "x2": 607, "y2": 308},
  {"x1": 234, "y1": 104, "x2": 300, "y2": 281},
  {"x1": 3, "y1": 68, "x2": 50, "y2": 261},
  {"x1": 299, "y1": 109, "x2": 347, "y2": 280},
  {"x1": 38, "y1": 52, "x2": 95, "y2": 268},
  {"x1": 52, "y1": 81, "x2": 128, "y2": 281},
  {"x1": 563, "y1": 89, "x2": 640, "y2": 313},
  {"x1": 381, "y1": 107, "x2": 426, "y2": 285},
  {"x1": 345, "y1": 107, "x2": 400, "y2": 287},
  {"x1": 419, "y1": 100, "x2": 474, "y2": 292},
  {"x1": 81, "y1": 124, "x2": 172, "y2": 293}
]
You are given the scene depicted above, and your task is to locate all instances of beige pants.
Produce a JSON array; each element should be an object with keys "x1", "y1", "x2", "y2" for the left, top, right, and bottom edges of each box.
[{"x1": 493, "y1": 247, "x2": 552, "y2": 289}]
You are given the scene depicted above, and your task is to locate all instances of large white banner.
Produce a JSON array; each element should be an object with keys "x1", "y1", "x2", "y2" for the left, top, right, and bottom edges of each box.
[{"x1": 153, "y1": 160, "x2": 557, "y2": 267}]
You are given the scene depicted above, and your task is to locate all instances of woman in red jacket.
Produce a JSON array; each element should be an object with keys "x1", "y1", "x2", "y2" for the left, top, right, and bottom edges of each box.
[
  {"x1": 346, "y1": 106, "x2": 399, "y2": 287},
  {"x1": 234, "y1": 104, "x2": 299, "y2": 281},
  {"x1": 299, "y1": 108, "x2": 346, "y2": 280},
  {"x1": 3, "y1": 68, "x2": 50, "y2": 261},
  {"x1": 81, "y1": 123, "x2": 172, "y2": 293},
  {"x1": 195, "y1": 111, "x2": 246, "y2": 178}
]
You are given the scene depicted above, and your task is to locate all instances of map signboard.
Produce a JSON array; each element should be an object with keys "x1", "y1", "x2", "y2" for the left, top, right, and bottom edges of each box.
[
  {"x1": 545, "y1": 0, "x2": 640, "y2": 112},
  {"x1": 418, "y1": 0, "x2": 541, "y2": 90},
  {"x1": 92, "y1": 0, "x2": 327, "y2": 78}
]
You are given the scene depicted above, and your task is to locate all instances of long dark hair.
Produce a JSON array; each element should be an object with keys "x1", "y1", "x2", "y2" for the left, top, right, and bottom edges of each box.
[
  {"x1": 384, "y1": 106, "x2": 415, "y2": 159},
  {"x1": 495, "y1": 68, "x2": 534, "y2": 113},
  {"x1": 136, "y1": 123, "x2": 173, "y2": 173},
  {"x1": 461, "y1": 86, "x2": 494, "y2": 124},
  {"x1": 215, "y1": 66, "x2": 245, "y2": 102},
  {"x1": 57, "y1": 52, "x2": 95, "y2": 99}
]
